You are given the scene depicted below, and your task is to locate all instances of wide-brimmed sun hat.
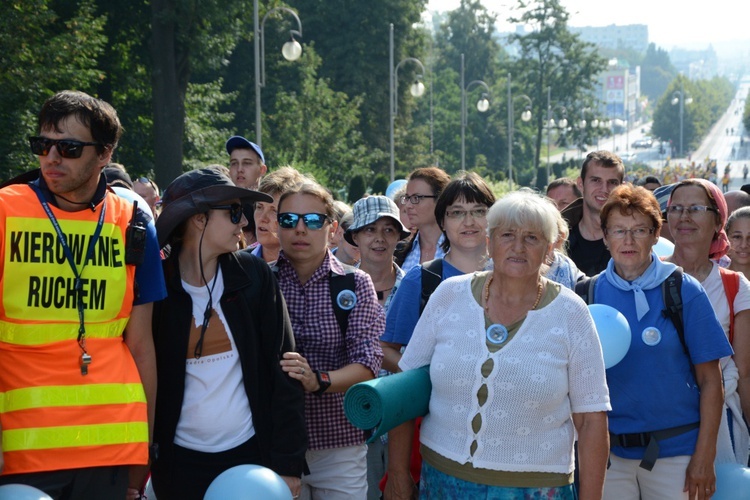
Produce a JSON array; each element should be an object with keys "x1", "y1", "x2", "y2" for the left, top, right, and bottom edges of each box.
[
  {"x1": 344, "y1": 195, "x2": 411, "y2": 246},
  {"x1": 156, "y1": 167, "x2": 272, "y2": 247}
]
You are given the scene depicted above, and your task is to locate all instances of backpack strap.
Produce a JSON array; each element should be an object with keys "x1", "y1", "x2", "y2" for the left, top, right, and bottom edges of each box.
[
  {"x1": 330, "y1": 266, "x2": 357, "y2": 336},
  {"x1": 419, "y1": 259, "x2": 443, "y2": 316},
  {"x1": 661, "y1": 268, "x2": 685, "y2": 354},
  {"x1": 719, "y1": 267, "x2": 740, "y2": 344},
  {"x1": 272, "y1": 263, "x2": 357, "y2": 336},
  {"x1": 574, "y1": 274, "x2": 599, "y2": 304}
]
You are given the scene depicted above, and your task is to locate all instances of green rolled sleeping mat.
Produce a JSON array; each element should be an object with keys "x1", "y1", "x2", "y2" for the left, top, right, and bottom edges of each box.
[{"x1": 344, "y1": 365, "x2": 431, "y2": 444}]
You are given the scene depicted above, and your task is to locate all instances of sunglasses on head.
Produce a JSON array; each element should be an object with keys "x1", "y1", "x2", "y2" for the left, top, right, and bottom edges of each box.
[
  {"x1": 29, "y1": 136, "x2": 101, "y2": 159},
  {"x1": 277, "y1": 212, "x2": 331, "y2": 230},
  {"x1": 210, "y1": 203, "x2": 244, "y2": 224}
]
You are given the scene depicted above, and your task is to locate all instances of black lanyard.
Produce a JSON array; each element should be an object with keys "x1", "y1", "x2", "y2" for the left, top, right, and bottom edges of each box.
[{"x1": 30, "y1": 185, "x2": 106, "y2": 375}]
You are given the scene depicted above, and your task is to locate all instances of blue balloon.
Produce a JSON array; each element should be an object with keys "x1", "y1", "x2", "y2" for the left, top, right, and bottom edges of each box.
[
  {"x1": 204, "y1": 464, "x2": 292, "y2": 500},
  {"x1": 588, "y1": 304, "x2": 632, "y2": 369},
  {"x1": 385, "y1": 179, "x2": 408, "y2": 199},
  {"x1": 0, "y1": 484, "x2": 52, "y2": 500},
  {"x1": 652, "y1": 237, "x2": 674, "y2": 258},
  {"x1": 714, "y1": 463, "x2": 750, "y2": 499}
]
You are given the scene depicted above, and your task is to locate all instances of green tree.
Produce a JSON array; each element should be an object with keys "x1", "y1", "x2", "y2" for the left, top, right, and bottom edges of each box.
[
  {"x1": 0, "y1": 0, "x2": 107, "y2": 180},
  {"x1": 267, "y1": 47, "x2": 371, "y2": 192},
  {"x1": 652, "y1": 75, "x2": 733, "y2": 156},
  {"x1": 292, "y1": 0, "x2": 428, "y2": 175},
  {"x1": 640, "y1": 44, "x2": 677, "y2": 103},
  {"x1": 150, "y1": 0, "x2": 248, "y2": 186},
  {"x1": 507, "y1": 0, "x2": 607, "y2": 189},
  {"x1": 430, "y1": 0, "x2": 507, "y2": 174}
]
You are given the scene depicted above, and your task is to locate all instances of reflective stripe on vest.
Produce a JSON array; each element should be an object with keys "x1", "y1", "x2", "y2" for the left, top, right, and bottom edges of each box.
[
  {"x1": 0, "y1": 318, "x2": 129, "y2": 345},
  {"x1": 3, "y1": 422, "x2": 148, "y2": 452},
  {"x1": 0, "y1": 383, "x2": 146, "y2": 414}
]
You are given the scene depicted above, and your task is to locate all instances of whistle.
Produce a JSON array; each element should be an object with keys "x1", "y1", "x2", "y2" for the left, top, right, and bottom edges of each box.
[{"x1": 80, "y1": 352, "x2": 92, "y2": 375}]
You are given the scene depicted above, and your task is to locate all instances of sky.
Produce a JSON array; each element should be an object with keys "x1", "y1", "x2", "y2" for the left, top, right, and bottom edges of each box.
[{"x1": 426, "y1": 0, "x2": 750, "y2": 50}]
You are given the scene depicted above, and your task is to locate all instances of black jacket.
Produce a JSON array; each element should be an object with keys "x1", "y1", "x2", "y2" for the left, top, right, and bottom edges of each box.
[{"x1": 151, "y1": 249, "x2": 307, "y2": 477}]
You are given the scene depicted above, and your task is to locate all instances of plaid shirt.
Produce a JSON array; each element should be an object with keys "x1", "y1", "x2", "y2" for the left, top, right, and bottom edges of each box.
[{"x1": 276, "y1": 250, "x2": 384, "y2": 450}]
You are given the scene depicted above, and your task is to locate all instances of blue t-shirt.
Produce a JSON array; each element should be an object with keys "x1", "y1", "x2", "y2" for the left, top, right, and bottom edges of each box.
[
  {"x1": 594, "y1": 273, "x2": 732, "y2": 459},
  {"x1": 381, "y1": 259, "x2": 463, "y2": 346},
  {"x1": 111, "y1": 187, "x2": 166, "y2": 305}
]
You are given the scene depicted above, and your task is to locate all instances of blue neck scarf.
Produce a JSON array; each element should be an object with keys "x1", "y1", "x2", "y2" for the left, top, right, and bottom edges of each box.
[{"x1": 604, "y1": 251, "x2": 677, "y2": 320}]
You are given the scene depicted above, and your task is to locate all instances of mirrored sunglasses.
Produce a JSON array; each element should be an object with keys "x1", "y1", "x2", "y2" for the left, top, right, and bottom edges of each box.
[{"x1": 278, "y1": 212, "x2": 330, "y2": 230}]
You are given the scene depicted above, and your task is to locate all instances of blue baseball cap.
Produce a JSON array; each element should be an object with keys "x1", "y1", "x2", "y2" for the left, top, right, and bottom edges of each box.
[{"x1": 225, "y1": 136, "x2": 265, "y2": 164}]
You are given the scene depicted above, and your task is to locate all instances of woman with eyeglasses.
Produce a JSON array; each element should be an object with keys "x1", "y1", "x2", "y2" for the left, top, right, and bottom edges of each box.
[
  {"x1": 664, "y1": 179, "x2": 750, "y2": 470},
  {"x1": 386, "y1": 190, "x2": 610, "y2": 499},
  {"x1": 381, "y1": 172, "x2": 496, "y2": 374},
  {"x1": 394, "y1": 167, "x2": 452, "y2": 274},
  {"x1": 150, "y1": 168, "x2": 307, "y2": 500},
  {"x1": 274, "y1": 182, "x2": 384, "y2": 499},
  {"x1": 582, "y1": 183, "x2": 731, "y2": 499}
]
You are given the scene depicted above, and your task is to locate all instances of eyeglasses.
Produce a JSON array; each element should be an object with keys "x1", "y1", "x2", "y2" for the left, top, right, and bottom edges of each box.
[
  {"x1": 278, "y1": 212, "x2": 331, "y2": 230},
  {"x1": 29, "y1": 136, "x2": 101, "y2": 159},
  {"x1": 445, "y1": 208, "x2": 488, "y2": 220},
  {"x1": 605, "y1": 227, "x2": 655, "y2": 239},
  {"x1": 210, "y1": 203, "x2": 244, "y2": 224},
  {"x1": 666, "y1": 205, "x2": 718, "y2": 217},
  {"x1": 400, "y1": 194, "x2": 437, "y2": 205}
]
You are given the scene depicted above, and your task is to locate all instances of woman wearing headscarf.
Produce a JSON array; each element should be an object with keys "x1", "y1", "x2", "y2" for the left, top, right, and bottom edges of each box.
[
  {"x1": 665, "y1": 178, "x2": 750, "y2": 467},
  {"x1": 150, "y1": 168, "x2": 307, "y2": 499},
  {"x1": 589, "y1": 183, "x2": 731, "y2": 499}
]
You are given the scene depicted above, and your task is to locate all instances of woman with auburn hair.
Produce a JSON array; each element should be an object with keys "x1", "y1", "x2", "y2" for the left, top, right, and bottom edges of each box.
[{"x1": 588, "y1": 183, "x2": 730, "y2": 499}]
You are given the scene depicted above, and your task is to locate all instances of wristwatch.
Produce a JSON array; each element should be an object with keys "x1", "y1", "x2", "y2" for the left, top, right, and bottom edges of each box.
[{"x1": 313, "y1": 370, "x2": 331, "y2": 396}]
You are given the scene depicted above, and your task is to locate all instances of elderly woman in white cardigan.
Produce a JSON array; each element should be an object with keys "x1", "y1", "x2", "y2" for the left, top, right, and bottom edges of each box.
[{"x1": 385, "y1": 190, "x2": 610, "y2": 499}]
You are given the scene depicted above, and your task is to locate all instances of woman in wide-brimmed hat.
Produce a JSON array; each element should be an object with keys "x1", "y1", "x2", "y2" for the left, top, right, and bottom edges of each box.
[{"x1": 150, "y1": 168, "x2": 307, "y2": 500}]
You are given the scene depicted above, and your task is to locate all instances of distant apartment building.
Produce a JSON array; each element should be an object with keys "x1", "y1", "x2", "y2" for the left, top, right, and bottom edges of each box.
[{"x1": 570, "y1": 24, "x2": 650, "y2": 53}]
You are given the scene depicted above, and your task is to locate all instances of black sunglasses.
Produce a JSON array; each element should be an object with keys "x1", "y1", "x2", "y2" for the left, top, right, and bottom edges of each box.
[
  {"x1": 29, "y1": 136, "x2": 101, "y2": 159},
  {"x1": 278, "y1": 212, "x2": 330, "y2": 230},
  {"x1": 210, "y1": 203, "x2": 244, "y2": 224}
]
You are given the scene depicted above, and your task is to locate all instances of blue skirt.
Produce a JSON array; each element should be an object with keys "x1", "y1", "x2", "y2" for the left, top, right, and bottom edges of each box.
[{"x1": 420, "y1": 461, "x2": 576, "y2": 500}]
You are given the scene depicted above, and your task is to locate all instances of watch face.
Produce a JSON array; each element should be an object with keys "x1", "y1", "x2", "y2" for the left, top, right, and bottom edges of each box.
[{"x1": 320, "y1": 371, "x2": 331, "y2": 384}]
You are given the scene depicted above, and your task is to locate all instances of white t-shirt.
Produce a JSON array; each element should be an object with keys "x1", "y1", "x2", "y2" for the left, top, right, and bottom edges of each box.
[{"x1": 174, "y1": 269, "x2": 255, "y2": 452}]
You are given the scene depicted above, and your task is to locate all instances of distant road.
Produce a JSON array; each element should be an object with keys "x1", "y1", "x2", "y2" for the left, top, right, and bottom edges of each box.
[{"x1": 550, "y1": 76, "x2": 749, "y2": 189}]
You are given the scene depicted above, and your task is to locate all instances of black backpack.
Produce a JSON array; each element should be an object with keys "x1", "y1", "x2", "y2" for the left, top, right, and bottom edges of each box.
[{"x1": 419, "y1": 259, "x2": 443, "y2": 316}]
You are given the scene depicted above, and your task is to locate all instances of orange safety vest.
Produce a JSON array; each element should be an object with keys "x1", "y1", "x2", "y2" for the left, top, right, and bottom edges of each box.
[{"x1": 0, "y1": 185, "x2": 148, "y2": 475}]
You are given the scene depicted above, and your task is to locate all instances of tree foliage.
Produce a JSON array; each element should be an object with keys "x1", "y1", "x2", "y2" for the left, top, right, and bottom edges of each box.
[
  {"x1": 0, "y1": 0, "x2": 107, "y2": 179},
  {"x1": 507, "y1": 0, "x2": 607, "y2": 188}
]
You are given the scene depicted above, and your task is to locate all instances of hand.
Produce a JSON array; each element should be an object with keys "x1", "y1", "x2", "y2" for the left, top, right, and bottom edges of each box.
[
  {"x1": 281, "y1": 475, "x2": 301, "y2": 498},
  {"x1": 383, "y1": 470, "x2": 418, "y2": 500},
  {"x1": 127, "y1": 465, "x2": 150, "y2": 500},
  {"x1": 281, "y1": 352, "x2": 318, "y2": 392},
  {"x1": 126, "y1": 487, "x2": 142, "y2": 500},
  {"x1": 684, "y1": 454, "x2": 716, "y2": 499}
]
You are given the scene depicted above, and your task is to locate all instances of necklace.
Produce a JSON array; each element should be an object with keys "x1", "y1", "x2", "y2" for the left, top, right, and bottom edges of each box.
[
  {"x1": 483, "y1": 274, "x2": 544, "y2": 315},
  {"x1": 376, "y1": 287, "x2": 393, "y2": 300}
]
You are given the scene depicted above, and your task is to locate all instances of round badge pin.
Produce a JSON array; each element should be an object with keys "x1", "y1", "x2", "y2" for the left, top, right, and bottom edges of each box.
[
  {"x1": 641, "y1": 327, "x2": 662, "y2": 346},
  {"x1": 486, "y1": 324, "x2": 509, "y2": 345},
  {"x1": 336, "y1": 289, "x2": 357, "y2": 311}
]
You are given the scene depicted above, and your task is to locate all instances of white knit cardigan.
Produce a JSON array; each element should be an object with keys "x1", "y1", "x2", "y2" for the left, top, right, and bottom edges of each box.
[{"x1": 400, "y1": 273, "x2": 611, "y2": 474}]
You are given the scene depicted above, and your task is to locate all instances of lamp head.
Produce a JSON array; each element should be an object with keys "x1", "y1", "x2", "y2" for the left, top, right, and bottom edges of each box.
[
  {"x1": 410, "y1": 81, "x2": 426, "y2": 98},
  {"x1": 282, "y1": 39, "x2": 302, "y2": 61},
  {"x1": 476, "y1": 95, "x2": 490, "y2": 113}
]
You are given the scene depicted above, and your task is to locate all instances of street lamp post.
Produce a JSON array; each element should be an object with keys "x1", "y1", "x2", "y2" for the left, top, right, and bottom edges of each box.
[
  {"x1": 671, "y1": 81, "x2": 693, "y2": 158},
  {"x1": 545, "y1": 86, "x2": 567, "y2": 179},
  {"x1": 507, "y1": 73, "x2": 532, "y2": 185},
  {"x1": 460, "y1": 53, "x2": 490, "y2": 171},
  {"x1": 254, "y1": 0, "x2": 303, "y2": 149},
  {"x1": 389, "y1": 23, "x2": 426, "y2": 183}
]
